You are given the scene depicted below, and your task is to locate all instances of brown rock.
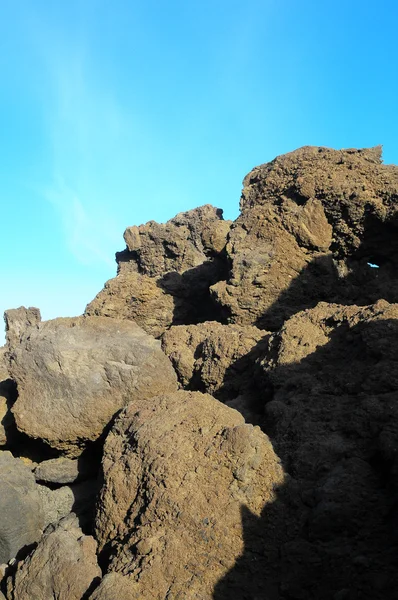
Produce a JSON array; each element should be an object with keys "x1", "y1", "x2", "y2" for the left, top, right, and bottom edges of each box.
[
  {"x1": 223, "y1": 299, "x2": 398, "y2": 598},
  {"x1": 86, "y1": 271, "x2": 176, "y2": 338},
  {"x1": 0, "y1": 347, "x2": 8, "y2": 383},
  {"x1": 6, "y1": 515, "x2": 101, "y2": 600},
  {"x1": 34, "y1": 457, "x2": 83, "y2": 484},
  {"x1": 4, "y1": 307, "x2": 41, "y2": 347},
  {"x1": 94, "y1": 391, "x2": 284, "y2": 599},
  {"x1": 123, "y1": 204, "x2": 231, "y2": 276},
  {"x1": 89, "y1": 573, "x2": 140, "y2": 600},
  {"x1": 86, "y1": 205, "x2": 231, "y2": 337},
  {"x1": 161, "y1": 322, "x2": 267, "y2": 421},
  {"x1": 211, "y1": 146, "x2": 398, "y2": 330},
  {"x1": 9, "y1": 315, "x2": 178, "y2": 455}
]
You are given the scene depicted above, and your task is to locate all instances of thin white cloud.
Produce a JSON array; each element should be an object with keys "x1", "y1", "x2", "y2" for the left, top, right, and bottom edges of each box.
[
  {"x1": 44, "y1": 177, "x2": 119, "y2": 267},
  {"x1": 27, "y1": 12, "x2": 130, "y2": 266}
]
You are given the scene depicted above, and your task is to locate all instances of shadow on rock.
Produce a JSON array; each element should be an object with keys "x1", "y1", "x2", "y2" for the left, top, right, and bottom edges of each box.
[
  {"x1": 157, "y1": 255, "x2": 229, "y2": 326},
  {"x1": 214, "y1": 315, "x2": 398, "y2": 599}
]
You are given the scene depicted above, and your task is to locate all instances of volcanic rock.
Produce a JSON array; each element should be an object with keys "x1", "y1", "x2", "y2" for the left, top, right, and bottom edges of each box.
[
  {"x1": 235, "y1": 299, "x2": 398, "y2": 597},
  {"x1": 94, "y1": 390, "x2": 284, "y2": 599},
  {"x1": 34, "y1": 457, "x2": 85, "y2": 485},
  {"x1": 211, "y1": 146, "x2": 398, "y2": 330},
  {"x1": 161, "y1": 321, "x2": 268, "y2": 423},
  {"x1": 8, "y1": 315, "x2": 178, "y2": 455},
  {"x1": 0, "y1": 452, "x2": 44, "y2": 564},
  {"x1": 86, "y1": 205, "x2": 231, "y2": 337},
  {"x1": 4, "y1": 306, "x2": 41, "y2": 347},
  {"x1": 6, "y1": 515, "x2": 101, "y2": 600}
]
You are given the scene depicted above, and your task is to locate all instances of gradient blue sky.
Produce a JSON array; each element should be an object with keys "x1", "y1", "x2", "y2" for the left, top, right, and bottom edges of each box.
[{"x1": 1, "y1": 0, "x2": 398, "y2": 342}]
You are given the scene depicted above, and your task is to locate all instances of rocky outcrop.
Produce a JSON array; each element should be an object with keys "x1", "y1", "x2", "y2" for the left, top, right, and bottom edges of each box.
[
  {"x1": 3, "y1": 145, "x2": 398, "y2": 599},
  {"x1": 211, "y1": 146, "x2": 398, "y2": 330},
  {"x1": 94, "y1": 391, "x2": 284, "y2": 599},
  {"x1": 161, "y1": 322, "x2": 267, "y2": 423},
  {"x1": 0, "y1": 452, "x2": 43, "y2": 564},
  {"x1": 6, "y1": 515, "x2": 101, "y2": 600},
  {"x1": 8, "y1": 314, "x2": 178, "y2": 455},
  {"x1": 221, "y1": 298, "x2": 398, "y2": 598},
  {"x1": 86, "y1": 205, "x2": 231, "y2": 336}
]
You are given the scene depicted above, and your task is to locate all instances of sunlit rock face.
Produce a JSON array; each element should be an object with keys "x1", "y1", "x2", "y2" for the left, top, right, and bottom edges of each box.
[{"x1": 3, "y1": 146, "x2": 398, "y2": 600}]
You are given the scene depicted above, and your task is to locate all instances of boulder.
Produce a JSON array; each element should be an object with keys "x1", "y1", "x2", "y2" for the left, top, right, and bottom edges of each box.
[
  {"x1": 0, "y1": 348, "x2": 8, "y2": 383},
  {"x1": 4, "y1": 307, "x2": 41, "y2": 347},
  {"x1": 122, "y1": 204, "x2": 231, "y2": 276},
  {"x1": 86, "y1": 205, "x2": 231, "y2": 337},
  {"x1": 89, "y1": 573, "x2": 140, "y2": 600},
  {"x1": 86, "y1": 271, "x2": 176, "y2": 338},
  {"x1": 38, "y1": 479, "x2": 99, "y2": 530},
  {"x1": 161, "y1": 322, "x2": 267, "y2": 421},
  {"x1": 94, "y1": 391, "x2": 284, "y2": 599},
  {"x1": 211, "y1": 146, "x2": 398, "y2": 330},
  {"x1": 8, "y1": 315, "x2": 178, "y2": 455},
  {"x1": 6, "y1": 515, "x2": 101, "y2": 600},
  {"x1": 232, "y1": 299, "x2": 398, "y2": 598},
  {"x1": 34, "y1": 457, "x2": 84, "y2": 485},
  {"x1": 0, "y1": 452, "x2": 44, "y2": 564},
  {"x1": 0, "y1": 348, "x2": 15, "y2": 447}
]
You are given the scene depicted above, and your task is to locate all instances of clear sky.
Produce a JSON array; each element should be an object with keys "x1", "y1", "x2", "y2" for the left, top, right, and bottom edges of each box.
[{"x1": 1, "y1": 0, "x2": 398, "y2": 343}]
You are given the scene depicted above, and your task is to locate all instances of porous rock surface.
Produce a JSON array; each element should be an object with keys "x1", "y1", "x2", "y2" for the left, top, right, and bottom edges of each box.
[
  {"x1": 212, "y1": 146, "x2": 398, "y2": 330},
  {"x1": 94, "y1": 391, "x2": 284, "y2": 599},
  {"x1": 8, "y1": 314, "x2": 177, "y2": 455},
  {"x1": 86, "y1": 205, "x2": 231, "y2": 336},
  {"x1": 3, "y1": 145, "x2": 398, "y2": 599},
  {"x1": 231, "y1": 299, "x2": 398, "y2": 598},
  {"x1": 5, "y1": 515, "x2": 101, "y2": 600}
]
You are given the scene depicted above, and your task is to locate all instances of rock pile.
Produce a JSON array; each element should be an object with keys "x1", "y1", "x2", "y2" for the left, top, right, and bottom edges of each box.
[{"x1": 1, "y1": 146, "x2": 398, "y2": 599}]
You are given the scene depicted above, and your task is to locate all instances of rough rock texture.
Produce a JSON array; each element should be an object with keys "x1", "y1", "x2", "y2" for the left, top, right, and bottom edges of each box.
[
  {"x1": 34, "y1": 458, "x2": 83, "y2": 484},
  {"x1": 161, "y1": 322, "x2": 268, "y2": 423},
  {"x1": 37, "y1": 479, "x2": 99, "y2": 531},
  {"x1": 0, "y1": 348, "x2": 8, "y2": 382},
  {"x1": 211, "y1": 146, "x2": 398, "y2": 330},
  {"x1": 86, "y1": 205, "x2": 231, "y2": 337},
  {"x1": 123, "y1": 203, "x2": 231, "y2": 276},
  {"x1": 8, "y1": 315, "x2": 177, "y2": 455},
  {"x1": 6, "y1": 515, "x2": 101, "y2": 600},
  {"x1": 214, "y1": 300, "x2": 398, "y2": 598},
  {"x1": 94, "y1": 391, "x2": 284, "y2": 599},
  {"x1": 3, "y1": 145, "x2": 398, "y2": 599},
  {"x1": 89, "y1": 573, "x2": 140, "y2": 600},
  {"x1": 4, "y1": 307, "x2": 41, "y2": 348},
  {"x1": 0, "y1": 452, "x2": 44, "y2": 564}
]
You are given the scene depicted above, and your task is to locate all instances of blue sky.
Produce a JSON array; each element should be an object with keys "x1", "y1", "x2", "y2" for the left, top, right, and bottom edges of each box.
[{"x1": 1, "y1": 0, "x2": 398, "y2": 343}]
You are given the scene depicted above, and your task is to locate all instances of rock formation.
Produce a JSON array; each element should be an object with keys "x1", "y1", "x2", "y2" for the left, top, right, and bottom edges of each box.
[
  {"x1": 1, "y1": 145, "x2": 398, "y2": 599},
  {"x1": 7, "y1": 312, "x2": 177, "y2": 455}
]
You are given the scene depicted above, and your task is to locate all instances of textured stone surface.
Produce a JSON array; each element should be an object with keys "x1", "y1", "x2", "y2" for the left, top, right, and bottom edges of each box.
[
  {"x1": 34, "y1": 458, "x2": 82, "y2": 484},
  {"x1": 162, "y1": 322, "x2": 267, "y2": 423},
  {"x1": 0, "y1": 452, "x2": 44, "y2": 564},
  {"x1": 37, "y1": 479, "x2": 99, "y2": 530},
  {"x1": 89, "y1": 573, "x2": 140, "y2": 600},
  {"x1": 86, "y1": 271, "x2": 176, "y2": 338},
  {"x1": 9, "y1": 315, "x2": 178, "y2": 455},
  {"x1": 4, "y1": 307, "x2": 41, "y2": 348},
  {"x1": 86, "y1": 205, "x2": 231, "y2": 337},
  {"x1": 214, "y1": 299, "x2": 398, "y2": 599},
  {"x1": 123, "y1": 204, "x2": 231, "y2": 276},
  {"x1": 211, "y1": 146, "x2": 398, "y2": 330},
  {"x1": 0, "y1": 348, "x2": 8, "y2": 383},
  {"x1": 95, "y1": 391, "x2": 284, "y2": 599},
  {"x1": 6, "y1": 515, "x2": 101, "y2": 600}
]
